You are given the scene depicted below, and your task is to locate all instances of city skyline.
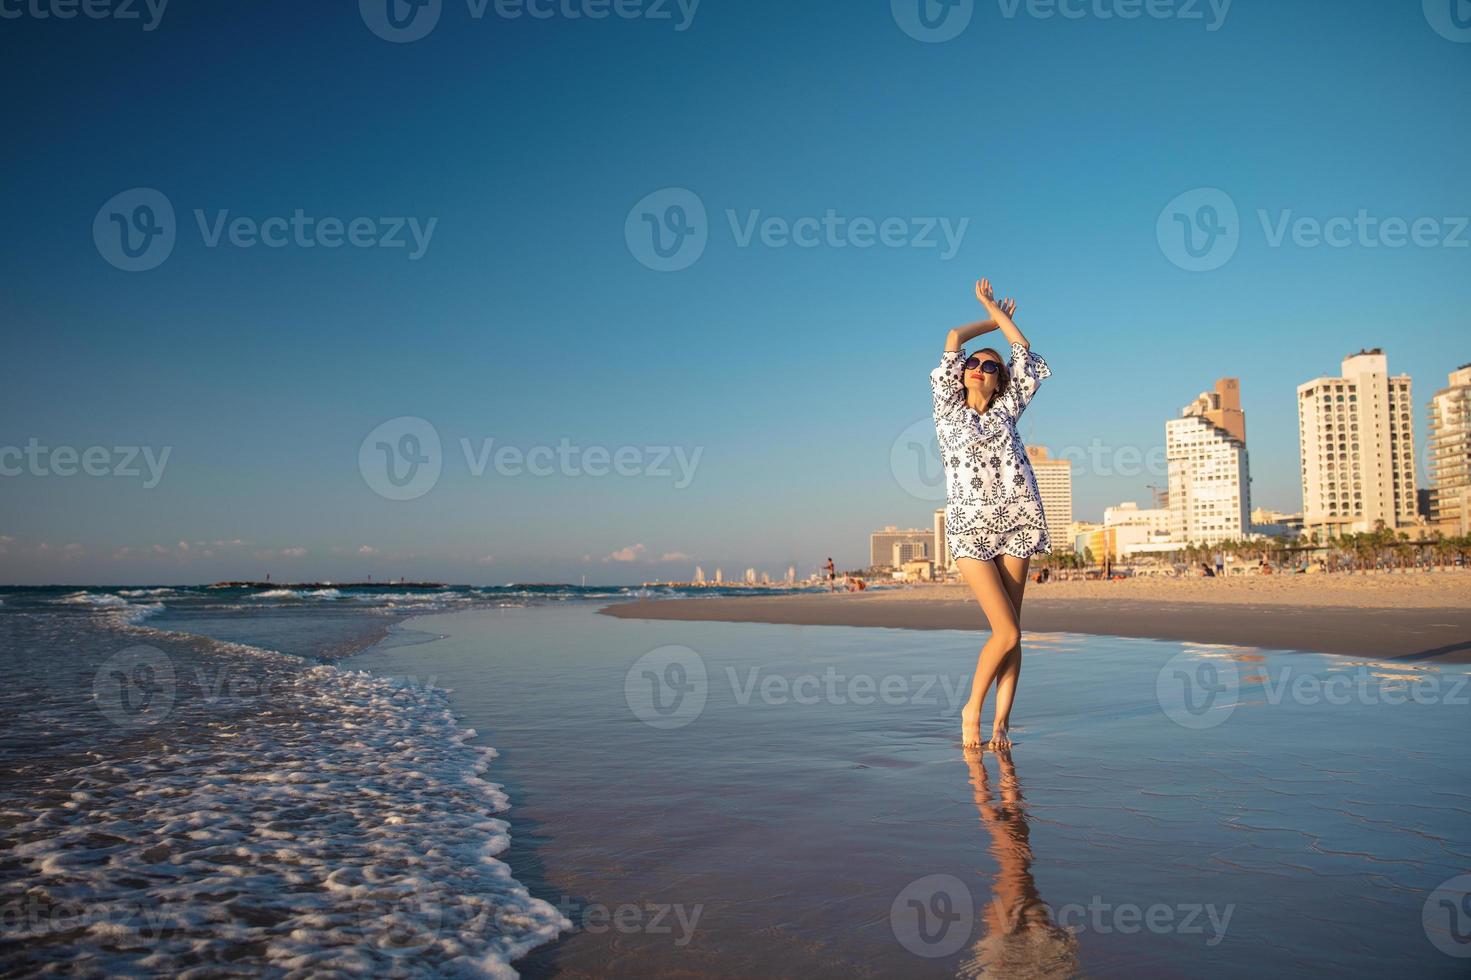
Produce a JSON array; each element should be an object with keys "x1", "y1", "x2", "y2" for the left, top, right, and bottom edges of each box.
[
  {"x1": 2, "y1": 0, "x2": 1467, "y2": 584},
  {"x1": 2, "y1": 343, "x2": 1465, "y2": 584}
]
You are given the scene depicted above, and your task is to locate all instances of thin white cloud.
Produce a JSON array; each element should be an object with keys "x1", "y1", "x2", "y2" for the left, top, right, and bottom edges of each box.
[{"x1": 604, "y1": 544, "x2": 647, "y2": 563}]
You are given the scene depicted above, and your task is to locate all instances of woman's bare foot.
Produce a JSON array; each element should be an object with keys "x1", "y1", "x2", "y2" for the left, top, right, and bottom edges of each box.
[
  {"x1": 961, "y1": 702, "x2": 984, "y2": 749},
  {"x1": 989, "y1": 724, "x2": 1011, "y2": 749}
]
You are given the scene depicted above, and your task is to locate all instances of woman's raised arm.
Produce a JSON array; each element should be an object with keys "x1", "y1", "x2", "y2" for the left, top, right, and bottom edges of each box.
[
  {"x1": 975, "y1": 279, "x2": 1028, "y2": 349},
  {"x1": 945, "y1": 295, "x2": 1016, "y2": 352}
]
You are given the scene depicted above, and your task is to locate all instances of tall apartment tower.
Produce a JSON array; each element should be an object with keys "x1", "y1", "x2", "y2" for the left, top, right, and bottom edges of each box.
[
  {"x1": 1167, "y1": 378, "x2": 1251, "y2": 545},
  {"x1": 1297, "y1": 348, "x2": 1416, "y2": 539},
  {"x1": 933, "y1": 508, "x2": 948, "y2": 577},
  {"x1": 1026, "y1": 446, "x2": 1074, "y2": 552},
  {"x1": 1427, "y1": 363, "x2": 1471, "y2": 535}
]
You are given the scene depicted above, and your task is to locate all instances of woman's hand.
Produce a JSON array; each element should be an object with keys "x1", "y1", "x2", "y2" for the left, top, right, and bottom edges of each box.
[{"x1": 975, "y1": 279, "x2": 1017, "y2": 320}]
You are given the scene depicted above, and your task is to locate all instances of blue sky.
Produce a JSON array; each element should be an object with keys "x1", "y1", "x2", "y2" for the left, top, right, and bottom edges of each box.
[{"x1": 1, "y1": 0, "x2": 1467, "y2": 584}]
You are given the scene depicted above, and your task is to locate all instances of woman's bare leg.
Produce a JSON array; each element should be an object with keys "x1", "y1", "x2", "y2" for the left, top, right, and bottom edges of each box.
[
  {"x1": 990, "y1": 554, "x2": 1030, "y2": 745},
  {"x1": 954, "y1": 556, "x2": 1021, "y2": 749}
]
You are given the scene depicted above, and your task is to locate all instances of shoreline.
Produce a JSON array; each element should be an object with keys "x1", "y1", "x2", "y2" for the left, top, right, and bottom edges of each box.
[{"x1": 601, "y1": 571, "x2": 1471, "y2": 662}]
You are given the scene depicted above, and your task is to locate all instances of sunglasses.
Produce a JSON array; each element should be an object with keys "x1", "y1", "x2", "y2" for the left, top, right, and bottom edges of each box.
[{"x1": 963, "y1": 355, "x2": 1002, "y2": 374}]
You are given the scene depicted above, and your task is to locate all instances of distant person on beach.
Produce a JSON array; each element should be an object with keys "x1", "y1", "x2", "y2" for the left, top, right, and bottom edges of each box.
[
  {"x1": 1215, "y1": 550, "x2": 1225, "y2": 578},
  {"x1": 930, "y1": 278, "x2": 1053, "y2": 750},
  {"x1": 825, "y1": 557, "x2": 835, "y2": 592}
]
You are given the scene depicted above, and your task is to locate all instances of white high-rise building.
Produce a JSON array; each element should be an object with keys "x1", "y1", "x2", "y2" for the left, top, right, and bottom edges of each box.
[
  {"x1": 714, "y1": 568, "x2": 723, "y2": 584},
  {"x1": 1167, "y1": 378, "x2": 1251, "y2": 546},
  {"x1": 745, "y1": 567, "x2": 757, "y2": 584},
  {"x1": 1427, "y1": 363, "x2": 1471, "y2": 536},
  {"x1": 1026, "y1": 446, "x2": 1074, "y2": 552},
  {"x1": 1298, "y1": 348, "x2": 1416, "y2": 538},
  {"x1": 694, "y1": 566, "x2": 705, "y2": 584},
  {"x1": 786, "y1": 566, "x2": 796, "y2": 584}
]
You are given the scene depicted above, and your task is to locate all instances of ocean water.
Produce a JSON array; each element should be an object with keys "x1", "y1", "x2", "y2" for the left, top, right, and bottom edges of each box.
[
  {"x1": 0, "y1": 584, "x2": 810, "y2": 977},
  {"x1": 3, "y1": 590, "x2": 1468, "y2": 977}
]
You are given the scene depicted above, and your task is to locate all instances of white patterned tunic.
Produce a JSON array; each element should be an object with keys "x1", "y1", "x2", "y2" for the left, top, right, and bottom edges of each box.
[{"x1": 930, "y1": 340, "x2": 1054, "y2": 562}]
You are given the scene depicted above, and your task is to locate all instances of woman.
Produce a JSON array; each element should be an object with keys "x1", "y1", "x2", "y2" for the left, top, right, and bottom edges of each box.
[{"x1": 931, "y1": 278, "x2": 1053, "y2": 749}]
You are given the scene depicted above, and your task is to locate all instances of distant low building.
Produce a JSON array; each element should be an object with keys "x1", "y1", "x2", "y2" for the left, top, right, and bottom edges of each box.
[
  {"x1": 1249, "y1": 507, "x2": 1305, "y2": 540},
  {"x1": 870, "y1": 525, "x2": 932, "y2": 569},
  {"x1": 900, "y1": 557, "x2": 934, "y2": 582},
  {"x1": 1105, "y1": 501, "x2": 1177, "y2": 558}
]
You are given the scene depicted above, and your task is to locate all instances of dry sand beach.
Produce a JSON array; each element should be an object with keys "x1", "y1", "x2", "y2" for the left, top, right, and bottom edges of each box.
[{"x1": 605, "y1": 569, "x2": 1471, "y2": 662}]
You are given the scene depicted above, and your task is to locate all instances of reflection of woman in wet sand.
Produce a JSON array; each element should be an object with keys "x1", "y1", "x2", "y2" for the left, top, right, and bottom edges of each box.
[{"x1": 958, "y1": 747, "x2": 1078, "y2": 979}]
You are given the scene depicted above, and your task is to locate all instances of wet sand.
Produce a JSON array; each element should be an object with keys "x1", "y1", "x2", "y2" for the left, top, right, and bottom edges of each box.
[
  {"x1": 603, "y1": 570, "x2": 1471, "y2": 662},
  {"x1": 350, "y1": 604, "x2": 1471, "y2": 977}
]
